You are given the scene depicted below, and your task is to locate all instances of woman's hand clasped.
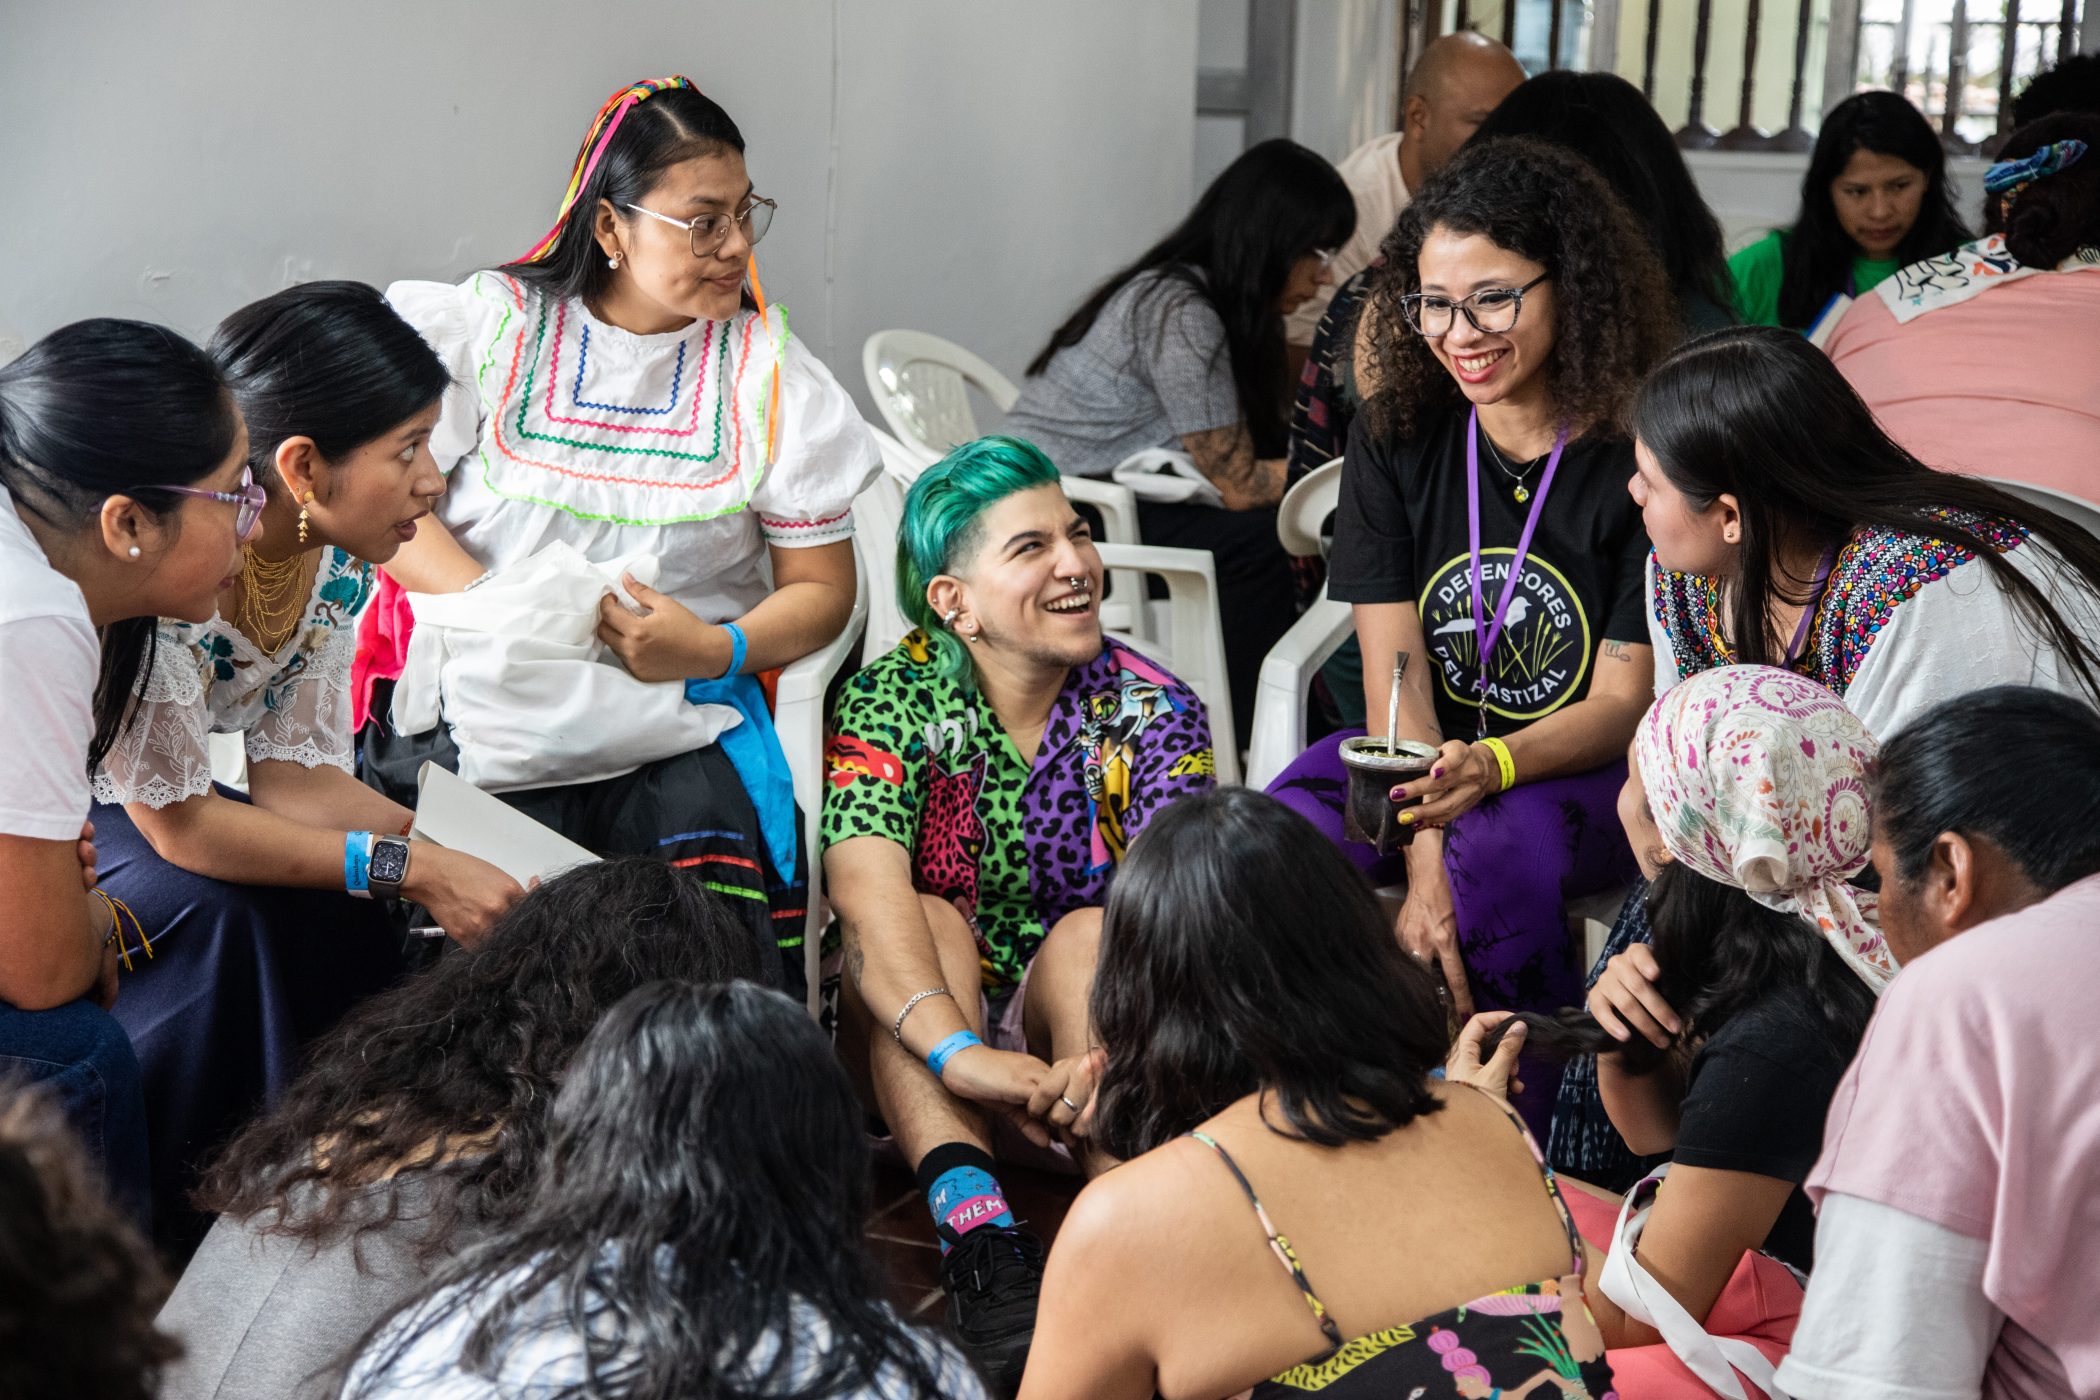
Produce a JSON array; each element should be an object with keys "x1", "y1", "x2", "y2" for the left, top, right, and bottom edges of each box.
[
  {"x1": 1028, "y1": 1047, "x2": 1106, "y2": 1144},
  {"x1": 596, "y1": 575, "x2": 728, "y2": 683}
]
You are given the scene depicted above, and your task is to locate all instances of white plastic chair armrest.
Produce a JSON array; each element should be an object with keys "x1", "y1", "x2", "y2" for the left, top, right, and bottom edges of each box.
[
  {"x1": 1276, "y1": 457, "x2": 1343, "y2": 558},
  {"x1": 1065, "y1": 476, "x2": 1151, "y2": 642},
  {"x1": 1094, "y1": 542, "x2": 1239, "y2": 784},
  {"x1": 773, "y1": 568, "x2": 869, "y2": 1015},
  {"x1": 1243, "y1": 591, "x2": 1354, "y2": 790}
]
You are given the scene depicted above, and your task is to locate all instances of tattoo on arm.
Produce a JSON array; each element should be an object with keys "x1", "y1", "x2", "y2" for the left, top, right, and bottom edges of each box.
[
  {"x1": 1181, "y1": 424, "x2": 1279, "y2": 506},
  {"x1": 1602, "y1": 641, "x2": 1634, "y2": 663},
  {"x1": 842, "y1": 923, "x2": 866, "y2": 988}
]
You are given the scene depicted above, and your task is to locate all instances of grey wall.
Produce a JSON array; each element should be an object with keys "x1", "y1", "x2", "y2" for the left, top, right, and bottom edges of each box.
[{"x1": 0, "y1": 0, "x2": 1199, "y2": 414}]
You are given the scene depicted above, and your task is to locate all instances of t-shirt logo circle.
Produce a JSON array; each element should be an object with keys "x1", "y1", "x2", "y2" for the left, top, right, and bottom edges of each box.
[{"x1": 1418, "y1": 548, "x2": 1593, "y2": 723}]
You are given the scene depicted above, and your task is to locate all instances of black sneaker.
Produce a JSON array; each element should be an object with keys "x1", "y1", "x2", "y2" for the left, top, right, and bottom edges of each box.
[{"x1": 937, "y1": 1222, "x2": 1046, "y2": 1395}]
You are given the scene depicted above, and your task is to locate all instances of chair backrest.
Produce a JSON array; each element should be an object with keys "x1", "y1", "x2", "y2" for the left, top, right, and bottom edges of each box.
[
  {"x1": 857, "y1": 428, "x2": 920, "y2": 658},
  {"x1": 863, "y1": 330, "x2": 1019, "y2": 461},
  {"x1": 1984, "y1": 476, "x2": 2100, "y2": 542},
  {"x1": 1277, "y1": 456, "x2": 1343, "y2": 558}
]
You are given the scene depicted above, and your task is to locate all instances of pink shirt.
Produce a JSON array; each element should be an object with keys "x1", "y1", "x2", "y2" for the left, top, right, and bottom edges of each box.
[
  {"x1": 1826, "y1": 271, "x2": 2100, "y2": 505},
  {"x1": 1809, "y1": 875, "x2": 2100, "y2": 1399}
]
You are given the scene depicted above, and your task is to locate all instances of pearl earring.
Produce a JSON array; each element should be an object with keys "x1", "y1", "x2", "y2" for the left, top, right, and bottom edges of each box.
[
  {"x1": 608, "y1": 253, "x2": 623, "y2": 270},
  {"x1": 127, "y1": 545, "x2": 141, "y2": 559}
]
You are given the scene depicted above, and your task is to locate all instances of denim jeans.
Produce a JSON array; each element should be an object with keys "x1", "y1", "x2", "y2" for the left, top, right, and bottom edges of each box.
[{"x1": 0, "y1": 996, "x2": 150, "y2": 1230}]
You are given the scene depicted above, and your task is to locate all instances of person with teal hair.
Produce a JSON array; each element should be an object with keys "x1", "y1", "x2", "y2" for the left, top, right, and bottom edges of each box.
[{"x1": 821, "y1": 435, "x2": 1216, "y2": 1389}]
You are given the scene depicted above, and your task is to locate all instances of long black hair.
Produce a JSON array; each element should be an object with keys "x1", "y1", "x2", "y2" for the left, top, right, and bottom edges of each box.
[
  {"x1": 1777, "y1": 90, "x2": 1972, "y2": 328},
  {"x1": 209, "y1": 281, "x2": 451, "y2": 502},
  {"x1": 1983, "y1": 112, "x2": 2100, "y2": 267},
  {"x1": 1468, "y1": 70, "x2": 1736, "y2": 329},
  {"x1": 0, "y1": 319, "x2": 240, "y2": 771},
  {"x1": 1027, "y1": 138, "x2": 1354, "y2": 456},
  {"x1": 1873, "y1": 686, "x2": 2100, "y2": 893},
  {"x1": 1634, "y1": 325, "x2": 2100, "y2": 702},
  {"x1": 1088, "y1": 788, "x2": 1447, "y2": 1160},
  {"x1": 500, "y1": 83, "x2": 747, "y2": 306},
  {"x1": 1362, "y1": 136, "x2": 1681, "y2": 442},
  {"x1": 1493, "y1": 860, "x2": 1874, "y2": 1072},
  {"x1": 196, "y1": 859, "x2": 764, "y2": 1270},
  {"x1": 347, "y1": 981, "x2": 956, "y2": 1400}
]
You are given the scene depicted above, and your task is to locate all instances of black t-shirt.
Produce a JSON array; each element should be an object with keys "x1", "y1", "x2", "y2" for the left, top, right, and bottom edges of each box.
[
  {"x1": 1673, "y1": 984, "x2": 1861, "y2": 1271},
  {"x1": 1329, "y1": 409, "x2": 1650, "y2": 741}
]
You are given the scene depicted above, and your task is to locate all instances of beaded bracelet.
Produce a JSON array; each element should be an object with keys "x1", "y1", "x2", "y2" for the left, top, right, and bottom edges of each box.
[
  {"x1": 926, "y1": 1029, "x2": 983, "y2": 1079},
  {"x1": 892, "y1": 986, "x2": 953, "y2": 1045}
]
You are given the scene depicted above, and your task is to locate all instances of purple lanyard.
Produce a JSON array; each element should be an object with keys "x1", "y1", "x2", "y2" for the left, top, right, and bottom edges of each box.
[
  {"x1": 1467, "y1": 408, "x2": 1569, "y2": 737},
  {"x1": 1780, "y1": 546, "x2": 1839, "y2": 668}
]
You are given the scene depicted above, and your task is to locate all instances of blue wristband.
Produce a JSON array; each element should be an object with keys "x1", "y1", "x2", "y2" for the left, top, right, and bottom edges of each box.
[
  {"x1": 925, "y1": 1029, "x2": 983, "y2": 1079},
  {"x1": 343, "y1": 831, "x2": 375, "y2": 898},
  {"x1": 720, "y1": 621, "x2": 748, "y2": 678}
]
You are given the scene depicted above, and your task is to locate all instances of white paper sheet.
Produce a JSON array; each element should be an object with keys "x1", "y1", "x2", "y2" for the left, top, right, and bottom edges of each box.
[{"x1": 410, "y1": 761, "x2": 599, "y2": 887}]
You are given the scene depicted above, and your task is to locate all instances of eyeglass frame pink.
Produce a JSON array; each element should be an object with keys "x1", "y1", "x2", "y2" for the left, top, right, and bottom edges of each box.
[{"x1": 146, "y1": 464, "x2": 268, "y2": 542}]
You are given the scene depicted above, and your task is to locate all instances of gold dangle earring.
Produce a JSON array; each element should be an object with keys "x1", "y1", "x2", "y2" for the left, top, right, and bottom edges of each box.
[{"x1": 297, "y1": 491, "x2": 314, "y2": 546}]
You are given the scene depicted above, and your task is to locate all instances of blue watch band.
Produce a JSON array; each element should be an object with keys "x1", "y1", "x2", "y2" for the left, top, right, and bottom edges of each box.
[
  {"x1": 926, "y1": 1030, "x2": 983, "y2": 1079},
  {"x1": 344, "y1": 831, "x2": 375, "y2": 898},
  {"x1": 720, "y1": 621, "x2": 748, "y2": 678}
]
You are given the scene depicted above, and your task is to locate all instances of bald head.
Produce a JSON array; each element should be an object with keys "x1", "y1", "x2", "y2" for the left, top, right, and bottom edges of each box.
[{"x1": 1400, "y1": 32, "x2": 1527, "y2": 187}]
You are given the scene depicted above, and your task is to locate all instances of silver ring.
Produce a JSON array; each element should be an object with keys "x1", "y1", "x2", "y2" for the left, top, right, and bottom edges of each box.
[
  {"x1": 1066, "y1": 575, "x2": 1085, "y2": 589},
  {"x1": 1059, "y1": 1094, "x2": 1081, "y2": 1113}
]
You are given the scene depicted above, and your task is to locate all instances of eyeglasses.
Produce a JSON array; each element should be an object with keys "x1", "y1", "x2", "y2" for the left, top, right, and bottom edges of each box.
[
  {"x1": 150, "y1": 465, "x2": 268, "y2": 542},
  {"x1": 1400, "y1": 273, "x2": 1551, "y2": 338},
  {"x1": 623, "y1": 195, "x2": 777, "y2": 258}
]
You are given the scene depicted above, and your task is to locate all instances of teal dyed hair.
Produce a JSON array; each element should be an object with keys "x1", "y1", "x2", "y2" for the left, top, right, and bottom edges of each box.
[{"x1": 898, "y1": 435, "x2": 1064, "y2": 684}]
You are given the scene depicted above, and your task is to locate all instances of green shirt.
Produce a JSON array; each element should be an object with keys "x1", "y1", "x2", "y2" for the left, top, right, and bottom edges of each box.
[{"x1": 1727, "y1": 230, "x2": 1901, "y2": 330}]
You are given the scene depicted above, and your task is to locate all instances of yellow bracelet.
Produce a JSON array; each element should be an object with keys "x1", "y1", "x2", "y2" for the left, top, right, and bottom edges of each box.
[
  {"x1": 1478, "y1": 735, "x2": 1517, "y2": 793},
  {"x1": 91, "y1": 890, "x2": 152, "y2": 973}
]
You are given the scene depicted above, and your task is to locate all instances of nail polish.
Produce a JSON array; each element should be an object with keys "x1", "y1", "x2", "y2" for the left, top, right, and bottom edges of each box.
[{"x1": 1431, "y1": 767, "x2": 1445, "y2": 779}]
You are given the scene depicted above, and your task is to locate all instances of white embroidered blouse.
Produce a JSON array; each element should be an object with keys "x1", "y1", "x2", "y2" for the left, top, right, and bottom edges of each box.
[
  {"x1": 385, "y1": 274, "x2": 879, "y2": 623},
  {"x1": 92, "y1": 549, "x2": 373, "y2": 809}
]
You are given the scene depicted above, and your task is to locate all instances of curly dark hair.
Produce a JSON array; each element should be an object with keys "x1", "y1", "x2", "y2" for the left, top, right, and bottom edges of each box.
[
  {"x1": 0, "y1": 1086, "x2": 180, "y2": 1400},
  {"x1": 194, "y1": 858, "x2": 764, "y2": 1266},
  {"x1": 1359, "y1": 136, "x2": 1679, "y2": 443}
]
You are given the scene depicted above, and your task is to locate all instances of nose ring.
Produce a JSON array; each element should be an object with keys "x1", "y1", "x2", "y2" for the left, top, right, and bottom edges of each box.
[{"x1": 1066, "y1": 575, "x2": 1086, "y2": 589}]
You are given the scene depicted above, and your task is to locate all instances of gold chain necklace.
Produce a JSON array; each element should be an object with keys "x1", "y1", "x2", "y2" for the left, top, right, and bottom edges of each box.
[{"x1": 232, "y1": 546, "x2": 316, "y2": 655}]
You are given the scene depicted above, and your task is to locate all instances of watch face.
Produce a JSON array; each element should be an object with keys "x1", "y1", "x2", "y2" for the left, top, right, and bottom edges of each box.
[{"x1": 369, "y1": 839, "x2": 410, "y2": 886}]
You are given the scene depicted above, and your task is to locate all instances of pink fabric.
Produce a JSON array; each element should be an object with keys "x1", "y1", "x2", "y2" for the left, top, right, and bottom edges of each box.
[
  {"x1": 1825, "y1": 272, "x2": 2100, "y2": 505},
  {"x1": 1809, "y1": 875, "x2": 2100, "y2": 1399},
  {"x1": 1563, "y1": 1188, "x2": 1799, "y2": 1399},
  {"x1": 350, "y1": 572, "x2": 415, "y2": 732}
]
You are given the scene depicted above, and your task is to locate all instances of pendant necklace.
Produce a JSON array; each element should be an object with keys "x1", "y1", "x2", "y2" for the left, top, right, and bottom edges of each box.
[
  {"x1": 1466, "y1": 408, "x2": 1569, "y2": 739},
  {"x1": 1480, "y1": 430, "x2": 1545, "y2": 504}
]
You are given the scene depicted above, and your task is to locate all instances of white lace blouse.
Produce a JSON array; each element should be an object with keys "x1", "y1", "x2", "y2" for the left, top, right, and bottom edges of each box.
[{"x1": 92, "y1": 549, "x2": 373, "y2": 809}]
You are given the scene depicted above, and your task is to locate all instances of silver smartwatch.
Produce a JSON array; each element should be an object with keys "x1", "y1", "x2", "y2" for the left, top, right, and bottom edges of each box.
[{"x1": 367, "y1": 835, "x2": 412, "y2": 900}]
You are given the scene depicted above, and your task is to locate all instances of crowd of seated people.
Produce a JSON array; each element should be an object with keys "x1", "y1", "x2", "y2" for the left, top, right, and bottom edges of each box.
[{"x1": 4, "y1": 42, "x2": 2100, "y2": 1400}]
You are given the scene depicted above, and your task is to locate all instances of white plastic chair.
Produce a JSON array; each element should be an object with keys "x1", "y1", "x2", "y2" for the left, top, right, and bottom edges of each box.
[
  {"x1": 863, "y1": 328, "x2": 1017, "y2": 459},
  {"x1": 1245, "y1": 458, "x2": 1350, "y2": 790},
  {"x1": 772, "y1": 558, "x2": 870, "y2": 1014}
]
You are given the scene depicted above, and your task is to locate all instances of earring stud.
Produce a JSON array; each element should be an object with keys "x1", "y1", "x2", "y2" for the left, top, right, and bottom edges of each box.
[
  {"x1": 127, "y1": 545, "x2": 141, "y2": 559},
  {"x1": 942, "y1": 607, "x2": 961, "y2": 627},
  {"x1": 608, "y1": 253, "x2": 623, "y2": 270}
]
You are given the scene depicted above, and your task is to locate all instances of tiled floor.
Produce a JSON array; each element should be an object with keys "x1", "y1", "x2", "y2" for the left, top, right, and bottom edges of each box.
[{"x1": 865, "y1": 1155, "x2": 1083, "y2": 1317}]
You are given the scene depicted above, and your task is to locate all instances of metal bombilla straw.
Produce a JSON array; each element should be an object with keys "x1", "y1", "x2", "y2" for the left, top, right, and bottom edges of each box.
[{"x1": 1386, "y1": 654, "x2": 1408, "y2": 756}]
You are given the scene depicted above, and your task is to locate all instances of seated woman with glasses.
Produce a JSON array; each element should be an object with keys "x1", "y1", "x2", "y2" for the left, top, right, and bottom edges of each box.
[
  {"x1": 1267, "y1": 138, "x2": 1677, "y2": 1137},
  {"x1": 87, "y1": 281, "x2": 527, "y2": 1259},
  {"x1": 0, "y1": 319, "x2": 250, "y2": 1224},
  {"x1": 359, "y1": 78, "x2": 878, "y2": 994}
]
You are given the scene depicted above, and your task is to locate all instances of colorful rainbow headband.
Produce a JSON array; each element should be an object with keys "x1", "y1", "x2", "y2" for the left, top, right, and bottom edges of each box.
[
  {"x1": 1984, "y1": 138, "x2": 2088, "y2": 208},
  {"x1": 515, "y1": 75, "x2": 698, "y2": 265}
]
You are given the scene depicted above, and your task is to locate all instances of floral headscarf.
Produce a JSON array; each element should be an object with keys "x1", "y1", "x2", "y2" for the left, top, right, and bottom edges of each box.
[{"x1": 1636, "y1": 666, "x2": 1891, "y2": 991}]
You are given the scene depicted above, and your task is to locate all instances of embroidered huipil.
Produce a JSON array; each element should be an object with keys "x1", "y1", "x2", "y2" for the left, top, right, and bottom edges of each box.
[
  {"x1": 94, "y1": 550, "x2": 373, "y2": 808},
  {"x1": 387, "y1": 274, "x2": 878, "y2": 627},
  {"x1": 821, "y1": 632, "x2": 1216, "y2": 991},
  {"x1": 1649, "y1": 510, "x2": 2100, "y2": 737}
]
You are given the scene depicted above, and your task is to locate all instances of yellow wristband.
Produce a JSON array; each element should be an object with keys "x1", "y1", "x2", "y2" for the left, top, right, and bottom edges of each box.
[{"x1": 1479, "y1": 735, "x2": 1517, "y2": 793}]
